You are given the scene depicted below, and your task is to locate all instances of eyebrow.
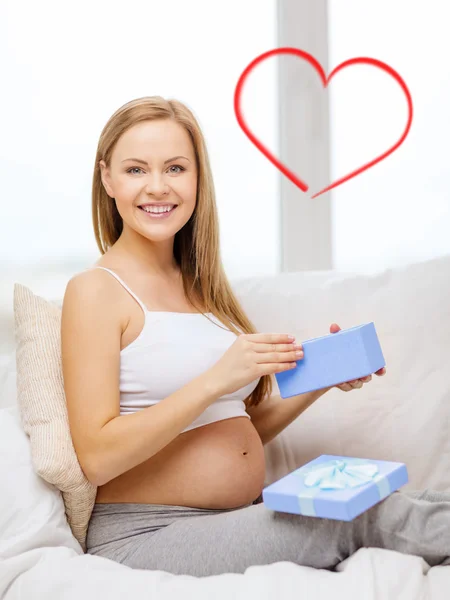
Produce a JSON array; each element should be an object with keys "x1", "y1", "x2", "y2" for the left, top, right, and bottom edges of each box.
[{"x1": 121, "y1": 156, "x2": 190, "y2": 165}]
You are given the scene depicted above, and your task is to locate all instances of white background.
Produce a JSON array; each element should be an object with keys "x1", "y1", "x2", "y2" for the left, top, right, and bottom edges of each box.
[
  {"x1": 0, "y1": 0, "x2": 279, "y2": 279},
  {"x1": 1, "y1": 1, "x2": 449, "y2": 280},
  {"x1": 328, "y1": 0, "x2": 450, "y2": 272}
]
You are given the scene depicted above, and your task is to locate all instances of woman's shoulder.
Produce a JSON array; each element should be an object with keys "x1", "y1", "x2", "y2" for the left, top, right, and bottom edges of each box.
[{"x1": 65, "y1": 265, "x2": 129, "y2": 333}]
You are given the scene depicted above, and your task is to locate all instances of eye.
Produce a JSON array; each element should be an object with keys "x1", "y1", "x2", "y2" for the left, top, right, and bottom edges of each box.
[
  {"x1": 126, "y1": 165, "x2": 186, "y2": 175},
  {"x1": 168, "y1": 164, "x2": 186, "y2": 174}
]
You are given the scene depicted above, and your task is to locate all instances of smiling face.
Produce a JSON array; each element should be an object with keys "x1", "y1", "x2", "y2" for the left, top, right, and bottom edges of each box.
[{"x1": 99, "y1": 119, "x2": 198, "y2": 249}]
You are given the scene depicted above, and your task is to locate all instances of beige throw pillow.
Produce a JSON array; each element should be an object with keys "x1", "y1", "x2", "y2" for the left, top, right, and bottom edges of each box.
[{"x1": 13, "y1": 283, "x2": 97, "y2": 552}]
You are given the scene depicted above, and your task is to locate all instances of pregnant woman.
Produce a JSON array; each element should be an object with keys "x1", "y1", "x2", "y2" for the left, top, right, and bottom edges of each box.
[{"x1": 61, "y1": 95, "x2": 450, "y2": 577}]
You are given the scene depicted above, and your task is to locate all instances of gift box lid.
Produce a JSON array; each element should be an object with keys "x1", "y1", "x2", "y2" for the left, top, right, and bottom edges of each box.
[{"x1": 275, "y1": 322, "x2": 386, "y2": 397}]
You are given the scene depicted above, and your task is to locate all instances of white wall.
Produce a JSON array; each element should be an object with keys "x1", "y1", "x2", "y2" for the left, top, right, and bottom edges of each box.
[
  {"x1": 276, "y1": 0, "x2": 332, "y2": 272},
  {"x1": 328, "y1": 0, "x2": 450, "y2": 273},
  {"x1": 0, "y1": 0, "x2": 279, "y2": 280}
]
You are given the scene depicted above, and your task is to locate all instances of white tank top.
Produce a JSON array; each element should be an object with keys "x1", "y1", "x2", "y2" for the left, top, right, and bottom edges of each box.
[{"x1": 91, "y1": 267, "x2": 259, "y2": 432}]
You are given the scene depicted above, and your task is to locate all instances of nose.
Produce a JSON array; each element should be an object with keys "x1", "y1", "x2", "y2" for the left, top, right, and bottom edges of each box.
[{"x1": 144, "y1": 173, "x2": 170, "y2": 197}]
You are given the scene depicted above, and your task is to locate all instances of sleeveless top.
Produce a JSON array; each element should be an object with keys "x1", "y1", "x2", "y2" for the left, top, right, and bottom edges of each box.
[{"x1": 90, "y1": 267, "x2": 260, "y2": 433}]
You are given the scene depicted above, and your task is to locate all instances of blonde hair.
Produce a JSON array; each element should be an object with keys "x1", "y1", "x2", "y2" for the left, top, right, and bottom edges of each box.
[{"x1": 91, "y1": 96, "x2": 273, "y2": 409}]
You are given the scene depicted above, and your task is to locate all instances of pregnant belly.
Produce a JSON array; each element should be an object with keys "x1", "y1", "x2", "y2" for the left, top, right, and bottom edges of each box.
[{"x1": 95, "y1": 416, "x2": 266, "y2": 508}]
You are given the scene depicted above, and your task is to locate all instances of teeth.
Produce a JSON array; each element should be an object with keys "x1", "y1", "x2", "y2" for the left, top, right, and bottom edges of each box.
[{"x1": 141, "y1": 205, "x2": 174, "y2": 213}]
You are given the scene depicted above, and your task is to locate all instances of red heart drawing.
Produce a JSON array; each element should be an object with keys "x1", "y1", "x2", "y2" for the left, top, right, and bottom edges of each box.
[{"x1": 234, "y1": 47, "x2": 413, "y2": 199}]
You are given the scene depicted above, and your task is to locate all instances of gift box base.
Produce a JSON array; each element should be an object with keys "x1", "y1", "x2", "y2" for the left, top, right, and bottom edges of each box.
[{"x1": 262, "y1": 454, "x2": 409, "y2": 521}]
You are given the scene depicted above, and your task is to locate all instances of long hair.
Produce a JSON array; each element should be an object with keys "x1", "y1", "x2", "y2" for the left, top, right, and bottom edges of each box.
[{"x1": 91, "y1": 95, "x2": 273, "y2": 408}]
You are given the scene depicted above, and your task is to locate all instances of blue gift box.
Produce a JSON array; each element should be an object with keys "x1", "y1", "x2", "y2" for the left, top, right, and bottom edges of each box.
[
  {"x1": 262, "y1": 454, "x2": 408, "y2": 521},
  {"x1": 275, "y1": 322, "x2": 386, "y2": 398}
]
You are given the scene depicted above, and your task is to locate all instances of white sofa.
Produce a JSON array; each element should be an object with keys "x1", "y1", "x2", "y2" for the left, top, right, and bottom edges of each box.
[{"x1": 1, "y1": 255, "x2": 450, "y2": 600}]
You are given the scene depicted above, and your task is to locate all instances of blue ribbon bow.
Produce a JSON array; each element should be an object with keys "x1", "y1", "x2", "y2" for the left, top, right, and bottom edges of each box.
[
  {"x1": 302, "y1": 458, "x2": 379, "y2": 490},
  {"x1": 295, "y1": 458, "x2": 391, "y2": 516}
]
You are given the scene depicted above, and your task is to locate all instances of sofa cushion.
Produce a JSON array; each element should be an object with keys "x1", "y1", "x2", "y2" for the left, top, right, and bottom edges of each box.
[
  {"x1": 234, "y1": 255, "x2": 450, "y2": 493},
  {"x1": 13, "y1": 283, "x2": 97, "y2": 551}
]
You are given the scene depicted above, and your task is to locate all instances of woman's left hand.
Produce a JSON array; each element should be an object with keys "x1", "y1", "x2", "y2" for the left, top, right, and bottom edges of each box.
[{"x1": 329, "y1": 323, "x2": 386, "y2": 392}]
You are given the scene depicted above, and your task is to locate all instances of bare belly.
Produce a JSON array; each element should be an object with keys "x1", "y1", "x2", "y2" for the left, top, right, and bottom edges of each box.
[{"x1": 95, "y1": 416, "x2": 266, "y2": 508}]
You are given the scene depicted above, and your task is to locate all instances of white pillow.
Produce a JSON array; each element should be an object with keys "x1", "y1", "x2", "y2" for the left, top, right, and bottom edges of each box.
[
  {"x1": 0, "y1": 351, "x2": 17, "y2": 410},
  {"x1": 0, "y1": 406, "x2": 82, "y2": 559}
]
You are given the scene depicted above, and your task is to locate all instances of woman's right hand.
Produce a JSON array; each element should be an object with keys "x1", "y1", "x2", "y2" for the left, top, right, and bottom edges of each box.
[{"x1": 207, "y1": 333, "x2": 303, "y2": 397}]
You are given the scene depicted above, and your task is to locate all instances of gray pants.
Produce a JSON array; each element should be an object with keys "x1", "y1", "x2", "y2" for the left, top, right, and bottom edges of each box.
[{"x1": 85, "y1": 489, "x2": 450, "y2": 577}]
